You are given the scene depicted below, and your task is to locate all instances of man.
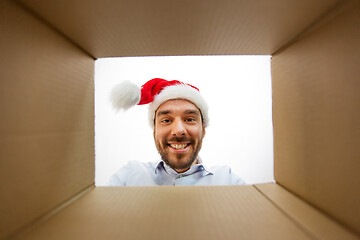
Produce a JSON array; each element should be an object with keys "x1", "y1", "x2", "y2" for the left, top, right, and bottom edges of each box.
[{"x1": 109, "y1": 78, "x2": 245, "y2": 186}]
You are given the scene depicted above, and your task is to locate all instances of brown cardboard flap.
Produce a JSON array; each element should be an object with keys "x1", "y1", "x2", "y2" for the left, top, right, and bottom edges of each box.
[
  {"x1": 255, "y1": 183, "x2": 359, "y2": 239},
  {"x1": 272, "y1": 0, "x2": 360, "y2": 235},
  {"x1": 20, "y1": 186, "x2": 312, "y2": 240},
  {"x1": 18, "y1": 0, "x2": 341, "y2": 58},
  {"x1": 0, "y1": 1, "x2": 94, "y2": 239}
]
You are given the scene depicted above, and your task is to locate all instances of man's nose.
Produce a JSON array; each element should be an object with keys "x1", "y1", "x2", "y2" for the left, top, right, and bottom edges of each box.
[{"x1": 171, "y1": 119, "x2": 186, "y2": 136}]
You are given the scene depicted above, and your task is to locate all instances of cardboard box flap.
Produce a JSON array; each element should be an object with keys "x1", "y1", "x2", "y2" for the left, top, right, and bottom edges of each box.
[
  {"x1": 18, "y1": 0, "x2": 341, "y2": 58},
  {"x1": 0, "y1": 1, "x2": 94, "y2": 239},
  {"x1": 19, "y1": 185, "x2": 314, "y2": 240},
  {"x1": 255, "y1": 183, "x2": 359, "y2": 240},
  {"x1": 271, "y1": 0, "x2": 360, "y2": 234}
]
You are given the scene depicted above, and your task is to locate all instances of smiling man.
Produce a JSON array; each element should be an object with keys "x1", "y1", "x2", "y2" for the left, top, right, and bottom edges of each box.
[
  {"x1": 154, "y1": 99, "x2": 205, "y2": 173},
  {"x1": 109, "y1": 78, "x2": 245, "y2": 186}
]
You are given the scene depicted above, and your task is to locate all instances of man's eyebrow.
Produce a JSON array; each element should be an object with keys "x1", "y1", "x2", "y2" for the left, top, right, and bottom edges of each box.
[
  {"x1": 156, "y1": 110, "x2": 171, "y2": 116},
  {"x1": 184, "y1": 109, "x2": 201, "y2": 115},
  {"x1": 156, "y1": 109, "x2": 200, "y2": 116}
]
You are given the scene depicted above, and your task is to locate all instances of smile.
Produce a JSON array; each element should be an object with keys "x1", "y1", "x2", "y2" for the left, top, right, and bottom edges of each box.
[{"x1": 169, "y1": 143, "x2": 190, "y2": 150}]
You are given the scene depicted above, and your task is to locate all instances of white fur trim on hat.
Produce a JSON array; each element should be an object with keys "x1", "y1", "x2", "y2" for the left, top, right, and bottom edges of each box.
[
  {"x1": 148, "y1": 84, "x2": 209, "y2": 128},
  {"x1": 110, "y1": 81, "x2": 141, "y2": 111}
]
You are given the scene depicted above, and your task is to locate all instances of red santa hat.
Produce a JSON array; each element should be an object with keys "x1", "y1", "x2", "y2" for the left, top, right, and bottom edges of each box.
[{"x1": 110, "y1": 78, "x2": 209, "y2": 128}]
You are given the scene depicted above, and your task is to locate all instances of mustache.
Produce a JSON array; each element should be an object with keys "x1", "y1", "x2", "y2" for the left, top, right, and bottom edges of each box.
[{"x1": 166, "y1": 136, "x2": 194, "y2": 143}]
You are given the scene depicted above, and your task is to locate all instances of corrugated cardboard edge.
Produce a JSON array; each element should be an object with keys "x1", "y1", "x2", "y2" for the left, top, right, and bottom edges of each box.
[
  {"x1": 9, "y1": 185, "x2": 95, "y2": 240},
  {"x1": 255, "y1": 183, "x2": 360, "y2": 240}
]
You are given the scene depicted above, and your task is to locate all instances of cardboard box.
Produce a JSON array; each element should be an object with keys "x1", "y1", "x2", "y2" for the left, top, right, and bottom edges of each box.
[{"x1": 1, "y1": 0, "x2": 359, "y2": 239}]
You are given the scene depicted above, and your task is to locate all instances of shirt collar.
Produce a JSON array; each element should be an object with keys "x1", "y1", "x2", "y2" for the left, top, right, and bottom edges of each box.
[
  {"x1": 154, "y1": 160, "x2": 164, "y2": 174},
  {"x1": 154, "y1": 157, "x2": 213, "y2": 176}
]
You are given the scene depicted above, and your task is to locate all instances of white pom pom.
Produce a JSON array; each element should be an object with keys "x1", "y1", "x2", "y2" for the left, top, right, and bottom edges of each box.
[{"x1": 110, "y1": 81, "x2": 141, "y2": 111}]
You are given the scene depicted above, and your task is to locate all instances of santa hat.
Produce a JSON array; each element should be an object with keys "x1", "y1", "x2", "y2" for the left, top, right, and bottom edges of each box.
[{"x1": 110, "y1": 78, "x2": 209, "y2": 128}]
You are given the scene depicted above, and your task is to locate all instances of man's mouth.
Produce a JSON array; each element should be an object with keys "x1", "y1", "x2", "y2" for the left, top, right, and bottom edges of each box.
[{"x1": 169, "y1": 143, "x2": 190, "y2": 150}]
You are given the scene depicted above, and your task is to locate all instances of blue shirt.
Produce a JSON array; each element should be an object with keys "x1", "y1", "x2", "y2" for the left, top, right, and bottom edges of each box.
[{"x1": 109, "y1": 159, "x2": 245, "y2": 186}]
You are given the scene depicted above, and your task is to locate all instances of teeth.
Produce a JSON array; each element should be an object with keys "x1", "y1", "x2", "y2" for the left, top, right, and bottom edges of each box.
[{"x1": 170, "y1": 144, "x2": 188, "y2": 149}]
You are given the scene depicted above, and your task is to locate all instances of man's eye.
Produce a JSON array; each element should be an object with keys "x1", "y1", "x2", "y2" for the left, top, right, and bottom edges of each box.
[
  {"x1": 161, "y1": 119, "x2": 170, "y2": 123},
  {"x1": 186, "y1": 118, "x2": 195, "y2": 122}
]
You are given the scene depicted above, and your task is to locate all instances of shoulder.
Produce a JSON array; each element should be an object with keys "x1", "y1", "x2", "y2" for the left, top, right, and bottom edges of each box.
[
  {"x1": 113, "y1": 160, "x2": 156, "y2": 175},
  {"x1": 206, "y1": 165, "x2": 246, "y2": 185},
  {"x1": 126, "y1": 160, "x2": 158, "y2": 171},
  {"x1": 207, "y1": 165, "x2": 232, "y2": 174},
  {"x1": 108, "y1": 160, "x2": 157, "y2": 186}
]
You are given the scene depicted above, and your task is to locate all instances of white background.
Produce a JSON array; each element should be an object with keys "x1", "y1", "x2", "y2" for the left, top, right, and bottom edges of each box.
[{"x1": 95, "y1": 55, "x2": 274, "y2": 186}]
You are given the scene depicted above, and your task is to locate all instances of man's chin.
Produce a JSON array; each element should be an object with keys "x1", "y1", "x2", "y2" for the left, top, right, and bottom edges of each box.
[
  {"x1": 164, "y1": 156, "x2": 196, "y2": 172},
  {"x1": 157, "y1": 143, "x2": 201, "y2": 172}
]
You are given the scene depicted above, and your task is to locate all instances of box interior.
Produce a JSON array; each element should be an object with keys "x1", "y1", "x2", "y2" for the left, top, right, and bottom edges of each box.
[{"x1": 1, "y1": 0, "x2": 359, "y2": 239}]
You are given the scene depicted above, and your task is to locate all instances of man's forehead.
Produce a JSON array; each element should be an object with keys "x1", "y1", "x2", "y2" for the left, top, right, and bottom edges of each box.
[{"x1": 156, "y1": 99, "x2": 201, "y2": 115}]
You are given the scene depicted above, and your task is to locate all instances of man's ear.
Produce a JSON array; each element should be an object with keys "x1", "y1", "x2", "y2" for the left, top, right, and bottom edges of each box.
[{"x1": 202, "y1": 126, "x2": 206, "y2": 138}]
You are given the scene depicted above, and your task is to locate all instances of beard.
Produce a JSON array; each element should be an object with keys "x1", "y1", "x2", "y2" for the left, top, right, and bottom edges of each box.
[{"x1": 155, "y1": 136, "x2": 203, "y2": 172}]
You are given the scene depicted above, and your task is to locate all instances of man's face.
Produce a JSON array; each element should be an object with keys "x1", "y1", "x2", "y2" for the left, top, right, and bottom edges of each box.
[{"x1": 153, "y1": 99, "x2": 206, "y2": 173}]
